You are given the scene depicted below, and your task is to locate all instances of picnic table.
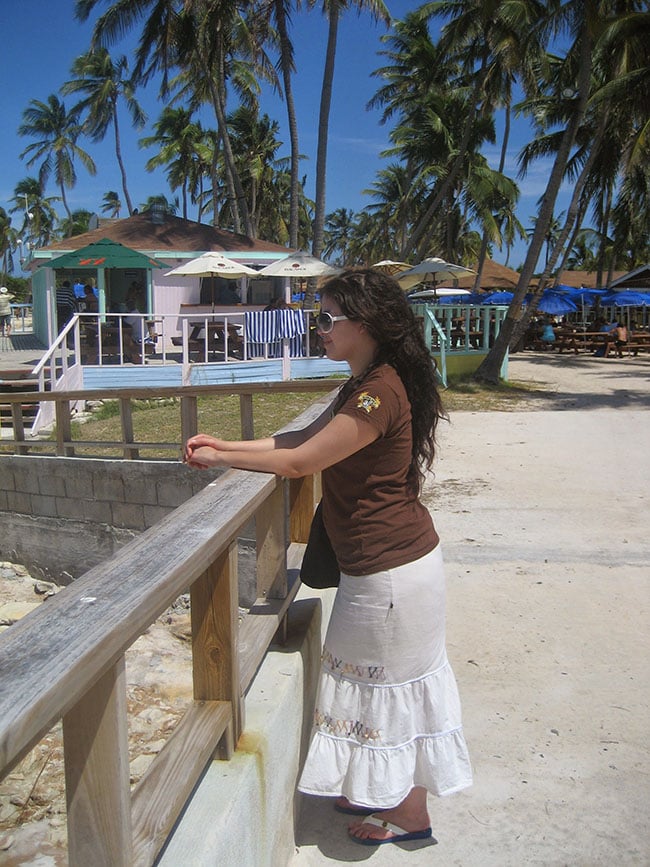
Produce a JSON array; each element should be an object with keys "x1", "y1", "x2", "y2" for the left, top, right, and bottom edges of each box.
[
  {"x1": 171, "y1": 319, "x2": 244, "y2": 360},
  {"x1": 553, "y1": 327, "x2": 650, "y2": 356}
]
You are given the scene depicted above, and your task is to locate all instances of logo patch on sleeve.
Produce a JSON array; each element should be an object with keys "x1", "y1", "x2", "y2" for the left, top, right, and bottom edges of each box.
[{"x1": 357, "y1": 392, "x2": 381, "y2": 413}]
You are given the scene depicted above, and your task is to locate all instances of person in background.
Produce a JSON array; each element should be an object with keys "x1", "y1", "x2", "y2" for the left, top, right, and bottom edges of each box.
[
  {"x1": 615, "y1": 321, "x2": 628, "y2": 357},
  {"x1": 540, "y1": 317, "x2": 556, "y2": 349},
  {"x1": 593, "y1": 318, "x2": 617, "y2": 357},
  {"x1": 83, "y1": 285, "x2": 98, "y2": 313},
  {"x1": 264, "y1": 296, "x2": 289, "y2": 311},
  {"x1": 184, "y1": 267, "x2": 472, "y2": 846},
  {"x1": 0, "y1": 287, "x2": 14, "y2": 339},
  {"x1": 56, "y1": 280, "x2": 78, "y2": 333}
]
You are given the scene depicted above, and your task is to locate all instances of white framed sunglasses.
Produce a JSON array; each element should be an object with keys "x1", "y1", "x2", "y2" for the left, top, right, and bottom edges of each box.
[{"x1": 316, "y1": 311, "x2": 349, "y2": 333}]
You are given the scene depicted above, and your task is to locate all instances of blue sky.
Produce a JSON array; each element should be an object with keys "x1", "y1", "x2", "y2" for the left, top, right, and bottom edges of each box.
[{"x1": 0, "y1": 0, "x2": 566, "y2": 272}]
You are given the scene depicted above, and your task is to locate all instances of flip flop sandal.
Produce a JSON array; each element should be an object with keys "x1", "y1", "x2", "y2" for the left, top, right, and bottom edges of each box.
[{"x1": 349, "y1": 813, "x2": 433, "y2": 846}]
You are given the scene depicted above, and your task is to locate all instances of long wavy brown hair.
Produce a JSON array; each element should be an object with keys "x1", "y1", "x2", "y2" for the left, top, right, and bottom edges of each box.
[{"x1": 321, "y1": 267, "x2": 446, "y2": 493}]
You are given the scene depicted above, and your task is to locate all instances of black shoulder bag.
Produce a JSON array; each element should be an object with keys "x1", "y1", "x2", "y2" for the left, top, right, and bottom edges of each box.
[{"x1": 299, "y1": 501, "x2": 340, "y2": 589}]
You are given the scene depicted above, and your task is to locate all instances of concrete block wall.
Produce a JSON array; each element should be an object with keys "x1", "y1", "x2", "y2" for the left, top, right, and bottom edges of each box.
[{"x1": 0, "y1": 455, "x2": 220, "y2": 584}]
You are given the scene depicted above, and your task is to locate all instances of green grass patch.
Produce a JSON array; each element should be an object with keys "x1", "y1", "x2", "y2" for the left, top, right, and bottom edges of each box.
[
  {"x1": 63, "y1": 390, "x2": 331, "y2": 459},
  {"x1": 442, "y1": 375, "x2": 545, "y2": 412}
]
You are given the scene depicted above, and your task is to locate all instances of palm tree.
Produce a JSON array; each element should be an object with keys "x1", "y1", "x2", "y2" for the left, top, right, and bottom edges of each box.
[
  {"x1": 475, "y1": 2, "x2": 598, "y2": 383},
  {"x1": 58, "y1": 209, "x2": 94, "y2": 238},
  {"x1": 422, "y1": 0, "x2": 542, "y2": 287},
  {"x1": 323, "y1": 207, "x2": 357, "y2": 264},
  {"x1": 140, "y1": 107, "x2": 209, "y2": 220},
  {"x1": 309, "y1": 0, "x2": 391, "y2": 261},
  {"x1": 228, "y1": 106, "x2": 280, "y2": 235},
  {"x1": 101, "y1": 190, "x2": 122, "y2": 217},
  {"x1": 258, "y1": 0, "x2": 302, "y2": 248},
  {"x1": 139, "y1": 194, "x2": 179, "y2": 216},
  {"x1": 62, "y1": 48, "x2": 146, "y2": 216},
  {"x1": 9, "y1": 177, "x2": 60, "y2": 248},
  {"x1": 0, "y1": 208, "x2": 14, "y2": 274},
  {"x1": 76, "y1": 0, "x2": 272, "y2": 237},
  {"x1": 18, "y1": 94, "x2": 96, "y2": 231}
]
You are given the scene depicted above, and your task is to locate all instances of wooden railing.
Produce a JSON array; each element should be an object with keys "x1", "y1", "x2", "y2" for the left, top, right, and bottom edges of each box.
[
  {"x1": 0, "y1": 380, "x2": 338, "y2": 458},
  {"x1": 0, "y1": 388, "x2": 334, "y2": 866}
]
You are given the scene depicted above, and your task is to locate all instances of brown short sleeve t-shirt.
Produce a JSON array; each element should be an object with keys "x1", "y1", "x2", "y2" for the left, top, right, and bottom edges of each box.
[{"x1": 322, "y1": 364, "x2": 439, "y2": 576}]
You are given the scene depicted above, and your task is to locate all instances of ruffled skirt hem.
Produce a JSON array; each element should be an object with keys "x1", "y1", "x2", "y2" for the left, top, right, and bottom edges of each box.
[{"x1": 298, "y1": 726, "x2": 472, "y2": 807}]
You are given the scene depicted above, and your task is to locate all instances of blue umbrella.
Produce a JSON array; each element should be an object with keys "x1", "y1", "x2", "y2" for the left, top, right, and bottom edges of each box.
[
  {"x1": 535, "y1": 290, "x2": 578, "y2": 315},
  {"x1": 482, "y1": 291, "x2": 514, "y2": 305},
  {"x1": 564, "y1": 287, "x2": 606, "y2": 306},
  {"x1": 436, "y1": 292, "x2": 485, "y2": 305},
  {"x1": 600, "y1": 291, "x2": 650, "y2": 307}
]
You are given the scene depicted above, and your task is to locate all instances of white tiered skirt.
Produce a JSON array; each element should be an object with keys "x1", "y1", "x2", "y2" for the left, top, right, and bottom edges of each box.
[{"x1": 298, "y1": 544, "x2": 472, "y2": 809}]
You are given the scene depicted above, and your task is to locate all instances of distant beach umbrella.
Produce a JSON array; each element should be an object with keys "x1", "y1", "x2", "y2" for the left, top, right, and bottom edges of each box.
[
  {"x1": 372, "y1": 260, "x2": 413, "y2": 277},
  {"x1": 600, "y1": 291, "x2": 650, "y2": 307},
  {"x1": 535, "y1": 290, "x2": 578, "y2": 315},
  {"x1": 256, "y1": 251, "x2": 339, "y2": 278},
  {"x1": 481, "y1": 291, "x2": 514, "y2": 305},
  {"x1": 397, "y1": 257, "x2": 475, "y2": 294}
]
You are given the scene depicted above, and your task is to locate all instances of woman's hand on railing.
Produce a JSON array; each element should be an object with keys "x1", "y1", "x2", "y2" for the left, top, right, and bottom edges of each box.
[{"x1": 184, "y1": 433, "x2": 222, "y2": 467}]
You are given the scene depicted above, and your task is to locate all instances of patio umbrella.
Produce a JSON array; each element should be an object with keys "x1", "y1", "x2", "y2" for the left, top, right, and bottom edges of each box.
[
  {"x1": 166, "y1": 252, "x2": 259, "y2": 311},
  {"x1": 408, "y1": 288, "x2": 471, "y2": 300},
  {"x1": 534, "y1": 290, "x2": 578, "y2": 316},
  {"x1": 397, "y1": 257, "x2": 475, "y2": 294},
  {"x1": 435, "y1": 291, "x2": 485, "y2": 305},
  {"x1": 564, "y1": 287, "x2": 605, "y2": 305},
  {"x1": 256, "y1": 250, "x2": 340, "y2": 278},
  {"x1": 481, "y1": 291, "x2": 514, "y2": 305},
  {"x1": 372, "y1": 260, "x2": 413, "y2": 277},
  {"x1": 45, "y1": 237, "x2": 165, "y2": 270},
  {"x1": 600, "y1": 291, "x2": 650, "y2": 307}
]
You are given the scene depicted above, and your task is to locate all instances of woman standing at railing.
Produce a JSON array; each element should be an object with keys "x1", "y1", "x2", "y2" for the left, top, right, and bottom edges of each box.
[{"x1": 184, "y1": 268, "x2": 472, "y2": 846}]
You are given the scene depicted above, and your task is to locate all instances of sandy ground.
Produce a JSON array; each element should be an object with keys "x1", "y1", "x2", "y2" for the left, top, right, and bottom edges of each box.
[
  {"x1": 293, "y1": 353, "x2": 650, "y2": 866},
  {"x1": 2, "y1": 352, "x2": 649, "y2": 865}
]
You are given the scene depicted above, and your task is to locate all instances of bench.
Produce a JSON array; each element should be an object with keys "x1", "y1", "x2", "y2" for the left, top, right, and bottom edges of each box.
[{"x1": 606, "y1": 341, "x2": 650, "y2": 357}]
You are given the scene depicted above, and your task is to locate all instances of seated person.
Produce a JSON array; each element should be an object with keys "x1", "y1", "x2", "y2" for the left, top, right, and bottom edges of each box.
[
  {"x1": 83, "y1": 285, "x2": 98, "y2": 313},
  {"x1": 593, "y1": 320, "x2": 617, "y2": 357},
  {"x1": 450, "y1": 319, "x2": 465, "y2": 348},
  {"x1": 615, "y1": 322, "x2": 628, "y2": 357},
  {"x1": 540, "y1": 318, "x2": 556, "y2": 348}
]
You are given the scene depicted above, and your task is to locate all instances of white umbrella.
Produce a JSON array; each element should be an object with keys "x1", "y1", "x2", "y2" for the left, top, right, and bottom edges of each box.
[
  {"x1": 397, "y1": 257, "x2": 475, "y2": 293},
  {"x1": 256, "y1": 251, "x2": 340, "y2": 278},
  {"x1": 166, "y1": 252, "x2": 258, "y2": 279},
  {"x1": 372, "y1": 259, "x2": 413, "y2": 277},
  {"x1": 166, "y1": 252, "x2": 259, "y2": 310},
  {"x1": 409, "y1": 287, "x2": 471, "y2": 299}
]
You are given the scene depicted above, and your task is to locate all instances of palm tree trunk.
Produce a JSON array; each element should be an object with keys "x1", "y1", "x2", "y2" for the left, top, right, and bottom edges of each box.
[
  {"x1": 197, "y1": 35, "x2": 252, "y2": 236},
  {"x1": 312, "y1": 7, "x2": 339, "y2": 260},
  {"x1": 112, "y1": 99, "x2": 134, "y2": 216},
  {"x1": 474, "y1": 21, "x2": 593, "y2": 383},
  {"x1": 511, "y1": 112, "x2": 608, "y2": 346},
  {"x1": 275, "y1": 0, "x2": 300, "y2": 249},
  {"x1": 210, "y1": 133, "x2": 221, "y2": 227},
  {"x1": 473, "y1": 99, "x2": 511, "y2": 291},
  {"x1": 60, "y1": 183, "x2": 73, "y2": 232},
  {"x1": 403, "y1": 65, "x2": 486, "y2": 259}
]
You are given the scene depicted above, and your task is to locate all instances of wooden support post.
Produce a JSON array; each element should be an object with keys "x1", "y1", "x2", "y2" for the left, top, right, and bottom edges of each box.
[
  {"x1": 255, "y1": 483, "x2": 287, "y2": 600},
  {"x1": 289, "y1": 474, "x2": 321, "y2": 543},
  {"x1": 180, "y1": 394, "x2": 198, "y2": 449},
  {"x1": 190, "y1": 542, "x2": 242, "y2": 757},
  {"x1": 55, "y1": 398, "x2": 75, "y2": 457},
  {"x1": 240, "y1": 393, "x2": 254, "y2": 440},
  {"x1": 63, "y1": 657, "x2": 133, "y2": 867},
  {"x1": 119, "y1": 397, "x2": 139, "y2": 460},
  {"x1": 11, "y1": 404, "x2": 29, "y2": 455}
]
